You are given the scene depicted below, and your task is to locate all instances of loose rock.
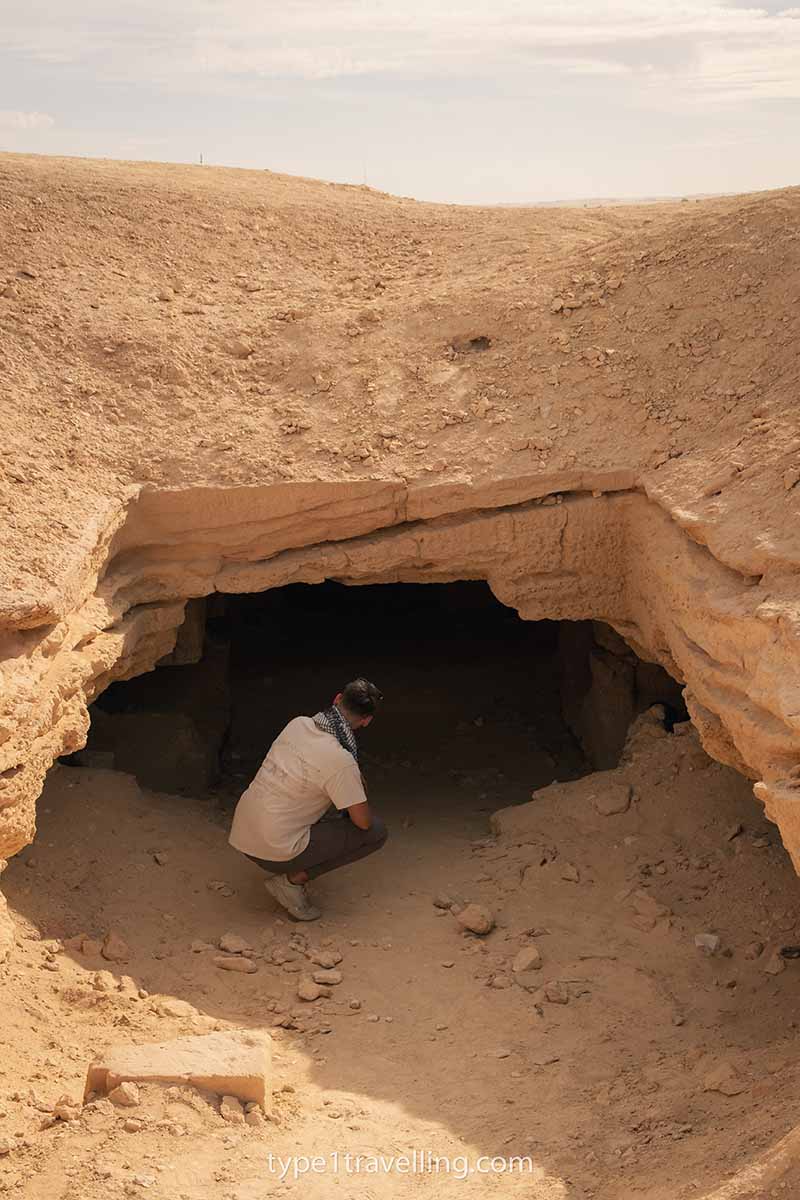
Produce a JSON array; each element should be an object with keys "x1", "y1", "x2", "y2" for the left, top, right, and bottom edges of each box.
[
  {"x1": 92, "y1": 970, "x2": 118, "y2": 992},
  {"x1": 456, "y1": 904, "x2": 495, "y2": 936},
  {"x1": 102, "y1": 932, "x2": 131, "y2": 963},
  {"x1": 309, "y1": 949, "x2": 342, "y2": 969},
  {"x1": 53, "y1": 1096, "x2": 82, "y2": 1122},
  {"x1": 213, "y1": 956, "x2": 257, "y2": 974},
  {"x1": 592, "y1": 783, "x2": 632, "y2": 816},
  {"x1": 218, "y1": 933, "x2": 252, "y2": 955},
  {"x1": 312, "y1": 968, "x2": 342, "y2": 986},
  {"x1": 703, "y1": 1062, "x2": 746, "y2": 1096},
  {"x1": 695, "y1": 933, "x2": 721, "y2": 955},
  {"x1": 544, "y1": 980, "x2": 569, "y2": 1005},
  {"x1": 512, "y1": 944, "x2": 543, "y2": 989},
  {"x1": 109, "y1": 1082, "x2": 140, "y2": 1108},
  {"x1": 297, "y1": 977, "x2": 330, "y2": 1002},
  {"x1": 220, "y1": 1095, "x2": 245, "y2": 1125}
]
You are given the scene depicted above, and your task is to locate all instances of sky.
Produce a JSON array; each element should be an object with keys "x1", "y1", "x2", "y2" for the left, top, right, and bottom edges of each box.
[{"x1": 1, "y1": 1, "x2": 799, "y2": 203}]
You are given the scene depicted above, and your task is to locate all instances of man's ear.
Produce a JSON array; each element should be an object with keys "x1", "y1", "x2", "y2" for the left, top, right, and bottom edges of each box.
[{"x1": 334, "y1": 692, "x2": 343, "y2": 705}]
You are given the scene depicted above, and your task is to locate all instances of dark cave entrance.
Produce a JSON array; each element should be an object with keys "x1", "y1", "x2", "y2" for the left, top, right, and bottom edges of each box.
[{"x1": 73, "y1": 582, "x2": 687, "y2": 809}]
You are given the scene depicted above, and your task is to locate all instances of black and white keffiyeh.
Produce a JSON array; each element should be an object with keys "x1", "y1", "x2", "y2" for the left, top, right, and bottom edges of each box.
[{"x1": 313, "y1": 704, "x2": 359, "y2": 761}]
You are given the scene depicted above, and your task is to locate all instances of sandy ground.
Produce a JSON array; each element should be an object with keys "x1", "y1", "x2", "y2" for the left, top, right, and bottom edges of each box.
[
  {"x1": 2, "y1": 153, "x2": 800, "y2": 619},
  {"x1": 2, "y1": 703, "x2": 800, "y2": 1198}
]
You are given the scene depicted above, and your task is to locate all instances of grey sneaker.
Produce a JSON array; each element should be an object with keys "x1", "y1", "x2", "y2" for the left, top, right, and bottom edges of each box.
[{"x1": 264, "y1": 875, "x2": 321, "y2": 921}]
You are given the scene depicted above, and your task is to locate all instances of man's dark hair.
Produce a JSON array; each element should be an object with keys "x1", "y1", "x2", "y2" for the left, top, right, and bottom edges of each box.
[{"x1": 340, "y1": 678, "x2": 383, "y2": 717}]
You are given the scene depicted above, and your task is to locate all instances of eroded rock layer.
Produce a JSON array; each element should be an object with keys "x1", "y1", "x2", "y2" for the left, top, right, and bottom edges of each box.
[{"x1": 2, "y1": 473, "x2": 799, "y2": 916}]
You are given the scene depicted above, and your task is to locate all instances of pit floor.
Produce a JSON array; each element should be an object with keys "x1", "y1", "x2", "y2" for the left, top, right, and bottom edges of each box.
[{"x1": 3, "y1": 587, "x2": 800, "y2": 1199}]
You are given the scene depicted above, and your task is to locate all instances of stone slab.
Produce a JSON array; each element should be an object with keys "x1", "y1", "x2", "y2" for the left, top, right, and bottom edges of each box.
[{"x1": 84, "y1": 1030, "x2": 271, "y2": 1110}]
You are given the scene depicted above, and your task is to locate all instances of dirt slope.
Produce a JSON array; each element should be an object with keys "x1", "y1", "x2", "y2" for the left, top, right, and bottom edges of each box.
[{"x1": 1, "y1": 153, "x2": 799, "y2": 614}]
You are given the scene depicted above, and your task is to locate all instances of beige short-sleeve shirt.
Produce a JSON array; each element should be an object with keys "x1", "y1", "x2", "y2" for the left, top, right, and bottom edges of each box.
[{"x1": 229, "y1": 716, "x2": 366, "y2": 861}]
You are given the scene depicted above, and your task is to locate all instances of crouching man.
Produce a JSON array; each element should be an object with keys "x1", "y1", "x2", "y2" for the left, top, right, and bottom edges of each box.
[{"x1": 229, "y1": 678, "x2": 387, "y2": 921}]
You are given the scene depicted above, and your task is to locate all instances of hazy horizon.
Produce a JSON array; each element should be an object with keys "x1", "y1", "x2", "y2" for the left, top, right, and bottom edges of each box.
[{"x1": 2, "y1": 1, "x2": 800, "y2": 205}]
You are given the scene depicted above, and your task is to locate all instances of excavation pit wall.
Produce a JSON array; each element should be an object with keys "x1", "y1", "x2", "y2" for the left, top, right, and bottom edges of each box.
[{"x1": 2, "y1": 472, "x2": 800, "y2": 955}]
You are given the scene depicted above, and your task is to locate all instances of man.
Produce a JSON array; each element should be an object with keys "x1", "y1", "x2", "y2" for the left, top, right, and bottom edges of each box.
[{"x1": 229, "y1": 678, "x2": 387, "y2": 921}]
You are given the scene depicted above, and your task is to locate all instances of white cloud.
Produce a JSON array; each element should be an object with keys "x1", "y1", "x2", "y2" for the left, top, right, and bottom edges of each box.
[
  {"x1": 0, "y1": 110, "x2": 55, "y2": 130},
  {"x1": 3, "y1": 2, "x2": 800, "y2": 102}
]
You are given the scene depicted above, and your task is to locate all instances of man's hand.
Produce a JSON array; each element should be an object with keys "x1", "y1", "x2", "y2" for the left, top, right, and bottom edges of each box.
[{"x1": 347, "y1": 801, "x2": 372, "y2": 830}]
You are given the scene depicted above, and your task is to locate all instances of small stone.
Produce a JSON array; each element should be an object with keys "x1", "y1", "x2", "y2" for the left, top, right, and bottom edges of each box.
[
  {"x1": 213, "y1": 956, "x2": 257, "y2": 974},
  {"x1": 109, "y1": 1082, "x2": 140, "y2": 1108},
  {"x1": 218, "y1": 932, "x2": 252, "y2": 955},
  {"x1": 297, "y1": 977, "x2": 329, "y2": 1002},
  {"x1": 53, "y1": 1096, "x2": 82, "y2": 1122},
  {"x1": 703, "y1": 1062, "x2": 746, "y2": 1096},
  {"x1": 561, "y1": 863, "x2": 580, "y2": 883},
  {"x1": 312, "y1": 969, "x2": 342, "y2": 986},
  {"x1": 367, "y1": 1014, "x2": 380, "y2": 1023},
  {"x1": 123, "y1": 1118, "x2": 145, "y2": 1133},
  {"x1": 495, "y1": 1048, "x2": 512, "y2": 1059},
  {"x1": 245, "y1": 1108, "x2": 265, "y2": 1127},
  {"x1": 456, "y1": 904, "x2": 495, "y2": 936},
  {"x1": 744, "y1": 941, "x2": 764, "y2": 960},
  {"x1": 544, "y1": 980, "x2": 569, "y2": 1005},
  {"x1": 695, "y1": 933, "x2": 721, "y2": 955},
  {"x1": 432, "y1": 894, "x2": 455, "y2": 909},
  {"x1": 490, "y1": 975, "x2": 512, "y2": 989},
  {"x1": 225, "y1": 338, "x2": 254, "y2": 359},
  {"x1": 153, "y1": 851, "x2": 170, "y2": 865},
  {"x1": 102, "y1": 932, "x2": 131, "y2": 963},
  {"x1": 513, "y1": 945, "x2": 543, "y2": 973},
  {"x1": 190, "y1": 940, "x2": 214, "y2": 953},
  {"x1": 0, "y1": 1137, "x2": 13, "y2": 1156},
  {"x1": 309, "y1": 949, "x2": 342, "y2": 969},
  {"x1": 207, "y1": 880, "x2": 235, "y2": 897},
  {"x1": 441, "y1": 960, "x2": 455, "y2": 969},
  {"x1": 593, "y1": 784, "x2": 632, "y2": 816},
  {"x1": 550, "y1": 297, "x2": 564, "y2": 313},
  {"x1": 763, "y1": 951, "x2": 786, "y2": 976},
  {"x1": 92, "y1": 970, "x2": 118, "y2": 992},
  {"x1": 220, "y1": 1095, "x2": 245, "y2": 1124},
  {"x1": 349, "y1": 998, "x2": 362, "y2": 1010}
]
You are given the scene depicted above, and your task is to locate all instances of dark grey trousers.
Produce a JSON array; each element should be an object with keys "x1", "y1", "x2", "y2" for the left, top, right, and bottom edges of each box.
[{"x1": 246, "y1": 812, "x2": 388, "y2": 881}]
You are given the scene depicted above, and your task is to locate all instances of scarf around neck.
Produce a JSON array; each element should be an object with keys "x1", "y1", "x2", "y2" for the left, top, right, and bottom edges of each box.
[{"x1": 313, "y1": 704, "x2": 359, "y2": 761}]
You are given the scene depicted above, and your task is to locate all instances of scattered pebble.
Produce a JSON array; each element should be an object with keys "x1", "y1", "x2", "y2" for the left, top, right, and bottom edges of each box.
[
  {"x1": 109, "y1": 1082, "x2": 140, "y2": 1108},
  {"x1": 456, "y1": 904, "x2": 495, "y2": 936},
  {"x1": 218, "y1": 932, "x2": 252, "y2": 955},
  {"x1": 312, "y1": 968, "x2": 342, "y2": 986},
  {"x1": 220, "y1": 1095, "x2": 245, "y2": 1125},
  {"x1": 695, "y1": 933, "x2": 721, "y2": 955},
  {"x1": 297, "y1": 977, "x2": 330, "y2": 1002}
]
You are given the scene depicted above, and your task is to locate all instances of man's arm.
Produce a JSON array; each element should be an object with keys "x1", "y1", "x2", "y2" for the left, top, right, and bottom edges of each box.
[{"x1": 346, "y1": 800, "x2": 372, "y2": 830}]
